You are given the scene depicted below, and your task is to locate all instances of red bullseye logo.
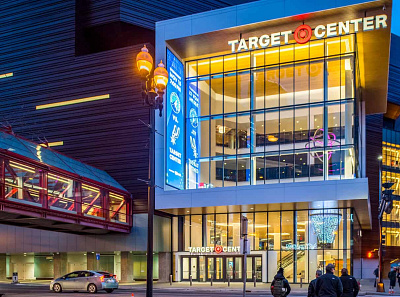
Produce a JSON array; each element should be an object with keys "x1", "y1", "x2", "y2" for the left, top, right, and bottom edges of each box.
[
  {"x1": 215, "y1": 245, "x2": 223, "y2": 254},
  {"x1": 294, "y1": 24, "x2": 312, "y2": 44}
]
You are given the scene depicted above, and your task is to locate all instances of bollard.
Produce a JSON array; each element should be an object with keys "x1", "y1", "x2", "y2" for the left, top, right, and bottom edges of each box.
[
  {"x1": 190, "y1": 275, "x2": 193, "y2": 286},
  {"x1": 253, "y1": 274, "x2": 256, "y2": 287},
  {"x1": 228, "y1": 275, "x2": 230, "y2": 287},
  {"x1": 300, "y1": 277, "x2": 303, "y2": 288},
  {"x1": 169, "y1": 274, "x2": 172, "y2": 286},
  {"x1": 211, "y1": 275, "x2": 213, "y2": 286}
]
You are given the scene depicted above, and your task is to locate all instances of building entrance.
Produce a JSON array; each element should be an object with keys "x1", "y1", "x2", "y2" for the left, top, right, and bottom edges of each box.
[{"x1": 181, "y1": 255, "x2": 262, "y2": 282}]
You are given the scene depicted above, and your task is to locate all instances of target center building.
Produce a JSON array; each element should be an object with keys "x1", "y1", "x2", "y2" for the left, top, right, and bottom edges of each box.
[{"x1": 154, "y1": 0, "x2": 393, "y2": 282}]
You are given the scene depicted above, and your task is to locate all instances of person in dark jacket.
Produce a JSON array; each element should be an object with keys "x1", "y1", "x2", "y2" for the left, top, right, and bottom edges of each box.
[
  {"x1": 373, "y1": 266, "x2": 379, "y2": 287},
  {"x1": 397, "y1": 267, "x2": 400, "y2": 288},
  {"x1": 389, "y1": 267, "x2": 397, "y2": 294},
  {"x1": 271, "y1": 268, "x2": 291, "y2": 297},
  {"x1": 308, "y1": 270, "x2": 323, "y2": 297},
  {"x1": 315, "y1": 264, "x2": 343, "y2": 297},
  {"x1": 340, "y1": 268, "x2": 359, "y2": 297}
]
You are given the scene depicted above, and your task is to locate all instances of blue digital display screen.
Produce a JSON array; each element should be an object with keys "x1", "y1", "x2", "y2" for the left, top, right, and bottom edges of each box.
[
  {"x1": 166, "y1": 49, "x2": 184, "y2": 190},
  {"x1": 186, "y1": 80, "x2": 200, "y2": 189}
]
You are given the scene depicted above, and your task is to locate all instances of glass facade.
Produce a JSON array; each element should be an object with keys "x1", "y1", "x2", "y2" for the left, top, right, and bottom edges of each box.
[
  {"x1": 381, "y1": 129, "x2": 400, "y2": 246},
  {"x1": 185, "y1": 35, "x2": 357, "y2": 189},
  {"x1": 176, "y1": 208, "x2": 356, "y2": 283},
  {"x1": 2, "y1": 157, "x2": 130, "y2": 225}
]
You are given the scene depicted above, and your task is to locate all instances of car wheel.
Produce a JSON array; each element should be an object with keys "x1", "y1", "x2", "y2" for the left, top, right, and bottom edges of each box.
[
  {"x1": 87, "y1": 283, "x2": 97, "y2": 294},
  {"x1": 105, "y1": 289, "x2": 114, "y2": 293},
  {"x1": 53, "y1": 283, "x2": 62, "y2": 293}
]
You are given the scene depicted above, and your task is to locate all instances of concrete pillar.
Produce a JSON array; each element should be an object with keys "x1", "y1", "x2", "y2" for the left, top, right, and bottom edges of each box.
[
  {"x1": 53, "y1": 253, "x2": 68, "y2": 278},
  {"x1": 0, "y1": 254, "x2": 6, "y2": 280},
  {"x1": 120, "y1": 252, "x2": 133, "y2": 283},
  {"x1": 87, "y1": 253, "x2": 96, "y2": 271},
  {"x1": 158, "y1": 252, "x2": 171, "y2": 282}
]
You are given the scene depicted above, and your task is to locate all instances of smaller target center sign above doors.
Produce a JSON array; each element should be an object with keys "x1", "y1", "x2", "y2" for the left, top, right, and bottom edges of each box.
[{"x1": 166, "y1": 49, "x2": 185, "y2": 190}]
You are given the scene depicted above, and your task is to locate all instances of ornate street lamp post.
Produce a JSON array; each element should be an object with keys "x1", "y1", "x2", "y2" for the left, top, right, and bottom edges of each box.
[{"x1": 136, "y1": 45, "x2": 168, "y2": 297}]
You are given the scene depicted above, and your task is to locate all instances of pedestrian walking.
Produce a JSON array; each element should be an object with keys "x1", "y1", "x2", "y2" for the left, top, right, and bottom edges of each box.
[
  {"x1": 340, "y1": 268, "x2": 359, "y2": 297},
  {"x1": 397, "y1": 267, "x2": 400, "y2": 288},
  {"x1": 373, "y1": 266, "x2": 379, "y2": 287},
  {"x1": 315, "y1": 264, "x2": 343, "y2": 297},
  {"x1": 308, "y1": 270, "x2": 323, "y2": 297},
  {"x1": 389, "y1": 267, "x2": 397, "y2": 294},
  {"x1": 271, "y1": 268, "x2": 291, "y2": 297}
]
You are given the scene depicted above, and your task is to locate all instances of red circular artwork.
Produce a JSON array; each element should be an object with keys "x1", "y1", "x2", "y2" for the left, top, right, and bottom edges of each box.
[
  {"x1": 215, "y1": 245, "x2": 223, "y2": 254},
  {"x1": 294, "y1": 24, "x2": 312, "y2": 44}
]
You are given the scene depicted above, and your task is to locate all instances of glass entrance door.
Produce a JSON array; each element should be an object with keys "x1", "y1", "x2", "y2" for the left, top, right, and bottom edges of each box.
[
  {"x1": 181, "y1": 256, "x2": 199, "y2": 281},
  {"x1": 246, "y1": 256, "x2": 262, "y2": 281},
  {"x1": 207, "y1": 256, "x2": 244, "y2": 282}
]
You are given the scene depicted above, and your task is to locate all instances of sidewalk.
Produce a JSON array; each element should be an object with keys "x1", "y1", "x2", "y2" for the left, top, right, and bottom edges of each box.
[
  {"x1": 1, "y1": 278, "x2": 398, "y2": 295},
  {"x1": 116, "y1": 279, "x2": 397, "y2": 295}
]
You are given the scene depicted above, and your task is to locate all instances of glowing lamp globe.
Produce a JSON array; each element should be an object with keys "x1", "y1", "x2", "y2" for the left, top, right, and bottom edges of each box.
[
  {"x1": 154, "y1": 60, "x2": 169, "y2": 91},
  {"x1": 136, "y1": 45, "x2": 153, "y2": 77}
]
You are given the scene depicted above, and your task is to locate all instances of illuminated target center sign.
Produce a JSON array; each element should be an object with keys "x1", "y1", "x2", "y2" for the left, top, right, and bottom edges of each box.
[{"x1": 228, "y1": 14, "x2": 387, "y2": 52}]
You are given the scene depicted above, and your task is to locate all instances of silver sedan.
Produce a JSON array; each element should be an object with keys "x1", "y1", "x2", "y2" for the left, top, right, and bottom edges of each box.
[{"x1": 50, "y1": 270, "x2": 119, "y2": 293}]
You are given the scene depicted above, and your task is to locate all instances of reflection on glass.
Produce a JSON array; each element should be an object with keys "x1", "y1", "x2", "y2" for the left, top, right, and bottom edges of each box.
[
  {"x1": 82, "y1": 184, "x2": 102, "y2": 218},
  {"x1": 5, "y1": 161, "x2": 41, "y2": 204}
]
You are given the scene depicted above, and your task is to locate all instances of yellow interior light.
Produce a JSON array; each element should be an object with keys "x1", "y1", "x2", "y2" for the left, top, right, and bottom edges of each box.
[
  {"x1": 0, "y1": 72, "x2": 13, "y2": 79},
  {"x1": 36, "y1": 94, "x2": 109, "y2": 110}
]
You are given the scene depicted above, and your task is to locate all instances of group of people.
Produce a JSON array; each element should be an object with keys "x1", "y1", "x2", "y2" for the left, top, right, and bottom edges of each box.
[
  {"x1": 374, "y1": 265, "x2": 400, "y2": 294},
  {"x1": 270, "y1": 264, "x2": 359, "y2": 297},
  {"x1": 388, "y1": 266, "x2": 400, "y2": 294}
]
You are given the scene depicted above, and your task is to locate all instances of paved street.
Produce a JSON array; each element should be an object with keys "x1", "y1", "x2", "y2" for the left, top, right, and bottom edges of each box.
[{"x1": 1, "y1": 281, "x2": 400, "y2": 297}]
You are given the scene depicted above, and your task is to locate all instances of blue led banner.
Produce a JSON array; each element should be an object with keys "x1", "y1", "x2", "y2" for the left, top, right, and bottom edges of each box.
[
  {"x1": 166, "y1": 49, "x2": 184, "y2": 190},
  {"x1": 186, "y1": 80, "x2": 200, "y2": 189}
]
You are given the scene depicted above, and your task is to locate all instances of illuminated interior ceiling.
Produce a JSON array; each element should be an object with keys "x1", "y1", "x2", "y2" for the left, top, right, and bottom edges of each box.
[
  {"x1": 385, "y1": 102, "x2": 400, "y2": 120},
  {"x1": 167, "y1": 0, "x2": 392, "y2": 115}
]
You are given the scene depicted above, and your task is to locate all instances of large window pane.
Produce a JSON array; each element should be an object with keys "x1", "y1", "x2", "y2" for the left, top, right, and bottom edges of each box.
[
  {"x1": 253, "y1": 68, "x2": 265, "y2": 110},
  {"x1": 215, "y1": 214, "x2": 227, "y2": 246},
  {"x1": 295, "y1": 62, "x2": 309, "y2": 105},
  {"x1": 295, "y1": 106, "x2": 309, "y2": 150},
  {"x1": 265, "y1": 67, "x2": 279, "y2": 108},
  {"x1": 206, "y1": 215, "x2": 215, "y2": 247},
  {"x1": 223, "y1": 156, "x2": 237, "y2": 187},
  {"x1": 224, "y1": 72, "x2": 236, "y2": 114},
  {"x1": 238, "y1": 71, "x2": 250, "y2": 112},
  {"x1": 237, "y1": 155, "x2": 251, "y2": 186},
  {"x1": 210, "y1": 157, "x2": 223, "y2": 188},
  {"x1": 268, "y1": 212, "x2": 280, "y2": 250},
  {"x1": 310, "y1": 60, "x2": 324, "y2": 103},
  {"x1": 280, "y1": 154, "x2": 294, "y2": 183},
  {"x1": 200, "y1": 119, "x2": 210, "y2": 158},
  {"x1": 255, "y1": 212, "x2": 268, "y2": 250},
  {"x1": 228, "y1": 213, "x2": 240, "y2": 247},
  {"x1": 210, "y1": 75, "x2": 223, "y2": 115},
  {"x1": 224, "y1": 114, "x2": 236, "y2": 155},
  {"x1": 198, "y1": 77, "x2": 210, "y2": 116},
  {"x1": 48, "y1": 173, "x2": 75, "y2": 211},
  {"x1": 82, "y1": 184, "x2": 103, "y2": 218},
  {"x1": 237, "y1": 113, "x2": 251, "y2": 155},
  {"x1": 109, "y1": 192, "x2": 127, "y2": 223},
  {"x1": 265, "y1": 109, "x2": 279, "y2": 152},
  {"x1": 265, "y1": 154, "x2": 280, "y2": 183},
  {"x1": 5, "y1": 161, "x2": 41, "y2": 205},
  {"x1": 280, "y1": 64, "x2": 294, "y2": 106},
  {"x1": 280, "y1": 108, "x2": 294, "y2": 150},
  {"x1": 327, "y1": 58, "x2": 341, "y2": 101},
  {"x1": 198, "y1": 59, "x2": 210, "y2": 76},
  {"x1": 210, "y1": 117, "x2": 224, "y2": 157}
]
